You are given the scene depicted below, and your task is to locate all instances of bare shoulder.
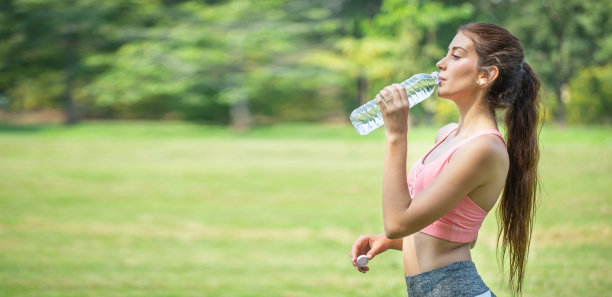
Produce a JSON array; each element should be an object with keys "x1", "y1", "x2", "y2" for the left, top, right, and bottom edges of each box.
[
  {"x1": 434, "y1": 123, "x2": 458, "y2": 143},
  {"x1": 452, "y1": 133, "x2": 509, "y2": 172}
]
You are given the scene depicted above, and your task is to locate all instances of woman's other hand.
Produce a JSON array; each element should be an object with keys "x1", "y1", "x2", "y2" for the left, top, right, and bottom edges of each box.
[{"x1": 349, "y1": 234, "x2": 392, "y2": 273}]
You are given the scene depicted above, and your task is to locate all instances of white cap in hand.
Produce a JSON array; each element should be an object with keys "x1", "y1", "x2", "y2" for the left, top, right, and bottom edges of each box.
[{"x1": 356, "y1": 255, "x2": 369, "y2": 267}]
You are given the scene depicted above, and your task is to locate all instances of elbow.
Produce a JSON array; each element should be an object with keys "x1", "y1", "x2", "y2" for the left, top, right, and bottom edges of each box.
[
  {"x1": 384, "y1": 222, "x2": 410, "y2": 239},
  {"x1": 385, "y1": 230, "x2": 404, "y2": 240}
]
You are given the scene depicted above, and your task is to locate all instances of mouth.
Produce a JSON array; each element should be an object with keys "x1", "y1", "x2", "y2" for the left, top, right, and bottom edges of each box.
[{"x1": 438, "y1": 77, "x2": 446, "y2": 85}]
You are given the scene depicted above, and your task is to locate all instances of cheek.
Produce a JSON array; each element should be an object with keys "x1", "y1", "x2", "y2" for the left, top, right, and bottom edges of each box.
[
  {"x1": 438, "y1": 60, "x2": 478, "y2": 97},
  {"x1": 449, "y1": 62, "x2": 478, "y2": 88},
  {"x1": 454, "y1": 60, "x2": 477, "y2": 77}
]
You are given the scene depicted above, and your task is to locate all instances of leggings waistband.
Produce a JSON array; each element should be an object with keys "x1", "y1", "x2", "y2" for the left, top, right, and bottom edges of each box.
[{"x1": 405, "y1": 261, "x2": 495, "y2": 297}]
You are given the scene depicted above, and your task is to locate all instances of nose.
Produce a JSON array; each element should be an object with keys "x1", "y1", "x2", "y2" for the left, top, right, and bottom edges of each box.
[{"x1": 436, "y1": 56, "x2": 446, "y2": 71}]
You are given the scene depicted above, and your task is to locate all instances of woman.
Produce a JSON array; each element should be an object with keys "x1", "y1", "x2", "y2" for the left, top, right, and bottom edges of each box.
[{"x1": 349, "y1": 23, "x2": 540, "y2": 297}]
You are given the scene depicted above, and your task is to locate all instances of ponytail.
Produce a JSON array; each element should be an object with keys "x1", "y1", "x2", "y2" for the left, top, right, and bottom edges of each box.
[
  {"x1": 459, "y1": 23, "x2": 542, "y2": 296},
  {"x1": 498, "y1": 61, "x2": 541, "y2": 295}
]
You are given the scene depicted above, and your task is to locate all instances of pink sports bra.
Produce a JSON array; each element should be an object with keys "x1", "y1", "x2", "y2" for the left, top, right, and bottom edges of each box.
[{"x1": 407, "y1": 125, "x2": 506, "y2": 243}]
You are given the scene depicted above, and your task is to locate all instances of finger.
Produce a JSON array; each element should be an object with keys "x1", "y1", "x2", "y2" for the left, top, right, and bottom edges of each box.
[
  {"x1": 365, "y1": 239, "x2": 385, "y2": 260},
  {"x1": 379, "y1": 89, "x2": 393, "y2": 104},
  {"x1": 350, "y1": 236, "x2": 367, "y2": 263},
  {"x1": 384, "y1": 85, "x2": 403, "y2": 105},
  {"x1": 393, "y1": 83, "x2": 408, "y2": 103},
  {"x1": 376, "y1": 94, "x2": 388, "y2": 110}
]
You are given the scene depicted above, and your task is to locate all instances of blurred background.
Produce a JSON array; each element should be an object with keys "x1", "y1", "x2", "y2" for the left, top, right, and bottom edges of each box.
[
  {"x1": 0, "y1": 1, "x2": 611, "y2": 297},
  {"x1": 0, "y1": 0, "x2": 610, "y2": 127}
]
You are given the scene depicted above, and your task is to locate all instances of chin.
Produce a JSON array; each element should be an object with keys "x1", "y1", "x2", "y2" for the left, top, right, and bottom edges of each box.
[{"x1": 436, "y1": 89, "x2": 450, "y2": 99}]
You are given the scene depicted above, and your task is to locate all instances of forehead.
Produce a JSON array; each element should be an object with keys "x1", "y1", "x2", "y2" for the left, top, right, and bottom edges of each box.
[{"x1": 448, "y1": 32, "x2": 475, "y2": 52}]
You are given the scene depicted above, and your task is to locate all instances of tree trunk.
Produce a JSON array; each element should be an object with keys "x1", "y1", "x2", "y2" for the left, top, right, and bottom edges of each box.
[
  {"x1": 357, "y1": 71, "x2": 369, "y2": 105},
  {"x1": 63, "y1": 35, "x2": 79, "y2": 125},
  {"x1": 230, "y1": 98, "x2": 251, "y2": 131},
  {"x1": 554, "y1": 83, "x2": 566, "y2": 126},
  {"x1": 63, "y1": 68, "x2": 78, "y2": 125}
]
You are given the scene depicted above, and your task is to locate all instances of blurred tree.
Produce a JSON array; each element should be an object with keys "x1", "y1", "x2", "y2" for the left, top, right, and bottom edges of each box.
[
  {"x1": 86, "y1": 0, "x2": 363, "y2": 129},
  {"x1": 0, "y1": 0, "x2": 138, "y2": 124},
  {"x1": 567, "y1": 64, "x2": 612, "y2": 125},
  {"x1": 2, "y1": 0, "x2": 609, "y2": 126},
  {"x1": 481, "y1": 0, "x2": 612, "y2": 125},
  {"x1": 324, "y1": 0, "x2": 474, "y2": 125}
]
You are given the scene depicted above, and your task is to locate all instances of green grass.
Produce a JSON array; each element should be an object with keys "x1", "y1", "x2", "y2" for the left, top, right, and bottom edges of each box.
[{"x1": 0, "y1": 121, "x2": 610, "y2": 297}]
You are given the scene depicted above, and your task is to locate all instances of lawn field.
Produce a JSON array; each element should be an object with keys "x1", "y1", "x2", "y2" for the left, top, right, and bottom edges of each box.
[{"x1": 0, "y1": 122, "x2": 610, "y2": 297}]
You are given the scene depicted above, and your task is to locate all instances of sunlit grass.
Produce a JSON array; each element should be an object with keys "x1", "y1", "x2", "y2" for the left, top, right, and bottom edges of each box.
[{"x1": 0, "y1": 122, "x2": 610, "y2": 296}]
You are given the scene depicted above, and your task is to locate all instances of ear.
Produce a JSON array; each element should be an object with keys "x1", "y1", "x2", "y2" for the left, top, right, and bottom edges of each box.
[{"x1": 479, "y1": 66, "x2": 499, "y2": 86}]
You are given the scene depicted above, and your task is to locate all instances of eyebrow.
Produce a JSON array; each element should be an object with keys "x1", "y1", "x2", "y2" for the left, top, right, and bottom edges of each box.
[{"x1": 448, "y1": 46, "x2": 467, "y2": 53}]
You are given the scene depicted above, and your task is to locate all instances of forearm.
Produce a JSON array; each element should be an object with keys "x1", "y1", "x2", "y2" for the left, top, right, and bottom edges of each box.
[
  {"x1": 370, "y1": 233, "x2": 404, "y2": 251},
  {"x1": 385, "y1": 235, "x2": 404, "y2": 251},
  {"x1": 381, "y1": 136, "x2": 412, "y2": 238}
]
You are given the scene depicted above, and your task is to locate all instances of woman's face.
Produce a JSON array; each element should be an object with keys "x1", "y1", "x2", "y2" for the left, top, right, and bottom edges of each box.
[{"x1": 435, "y1": 32, "x2": 482, "y2": 100}]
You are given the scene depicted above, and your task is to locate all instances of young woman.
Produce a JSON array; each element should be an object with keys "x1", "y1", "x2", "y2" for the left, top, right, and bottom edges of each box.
[{"x1": 349, "y1": 23, "x2": 541, "y2": 297}]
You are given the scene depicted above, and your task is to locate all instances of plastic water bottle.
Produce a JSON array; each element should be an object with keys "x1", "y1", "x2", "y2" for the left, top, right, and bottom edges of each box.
[{"x1": 350, "y1": 72, "x2": 439, "y2": 135}]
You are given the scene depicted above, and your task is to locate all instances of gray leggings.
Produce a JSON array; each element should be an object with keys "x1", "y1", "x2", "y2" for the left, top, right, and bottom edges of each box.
[{"x1": 405, "y1": 261, "x2": 496, "y2": 297}]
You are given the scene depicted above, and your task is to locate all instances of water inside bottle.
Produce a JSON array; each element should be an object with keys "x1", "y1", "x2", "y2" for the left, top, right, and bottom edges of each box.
[{"x1": 350, "y1": 72, "x2": 439, "y2": 135}]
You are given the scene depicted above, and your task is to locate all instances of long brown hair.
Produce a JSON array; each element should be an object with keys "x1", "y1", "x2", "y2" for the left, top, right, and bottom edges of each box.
[{"x1": 460, "y1": 23, "x2": 541, "y2": 295}]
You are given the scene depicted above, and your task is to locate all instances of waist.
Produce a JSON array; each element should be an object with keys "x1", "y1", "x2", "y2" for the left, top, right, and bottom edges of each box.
[
  {"x1": 405, "y1": 260, "x2": 476, "y2": 278},
  {"x1": 403, "y1": 232, "x2": 472, "y2": 276}
]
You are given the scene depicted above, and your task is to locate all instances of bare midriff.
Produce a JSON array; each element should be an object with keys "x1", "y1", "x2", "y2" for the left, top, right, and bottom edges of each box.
[{"x1": 403, "y1": 232, "x2": 472, "y2": 276}]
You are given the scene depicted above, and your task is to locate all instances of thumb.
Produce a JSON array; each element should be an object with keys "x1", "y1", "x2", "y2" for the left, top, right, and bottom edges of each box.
[{"x1": 366, "y1": 242, "x2": 385, "y2": 260}]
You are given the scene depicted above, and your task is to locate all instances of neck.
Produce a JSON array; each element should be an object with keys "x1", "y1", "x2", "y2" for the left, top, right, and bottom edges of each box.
[{"x1": 455, "y1": 93, "x2": 498, "y2": 136}]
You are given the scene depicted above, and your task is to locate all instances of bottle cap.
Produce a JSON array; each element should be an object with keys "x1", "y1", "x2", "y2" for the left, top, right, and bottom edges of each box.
[{"x1": 356, "y1": 255, "x2": 369, "y2": 267}]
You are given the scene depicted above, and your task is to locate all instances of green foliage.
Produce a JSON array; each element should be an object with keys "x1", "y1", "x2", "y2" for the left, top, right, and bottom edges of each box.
[
  {"x1": 567, "y1": 64, "x2": 612, "y2": 125},
  {"x1": 0, "y1": 0, "x2": 610, "y2": 125},
  {"x1": 82, "y1": 0, "x2": 356, "y2": 124},
  {"x1": 427, "y1": 97, "x2": 459, "y2": 125},
  {"x1": 331, "y1": 0, "x2": 473, "y2": 124},
  {"x1": 501, "y1": 0, "x2": 612, "y2": 122},
  {"x1": 0, "y1": 0, "x2": 154, "y2": 122}
]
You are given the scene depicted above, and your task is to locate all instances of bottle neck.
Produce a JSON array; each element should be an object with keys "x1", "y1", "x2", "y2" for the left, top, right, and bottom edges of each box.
[{"x1": 431, "y1": 71, "x2": 440, "y2": 84}]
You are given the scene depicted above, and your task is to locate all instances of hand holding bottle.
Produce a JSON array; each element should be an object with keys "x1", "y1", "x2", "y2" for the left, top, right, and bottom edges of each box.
[
  {"x1": 350, "y1": 72, "x2": 439, "y2": 135},
  {"x1": 377, "y1": 83, "x2": 411, "y2": 137}
]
